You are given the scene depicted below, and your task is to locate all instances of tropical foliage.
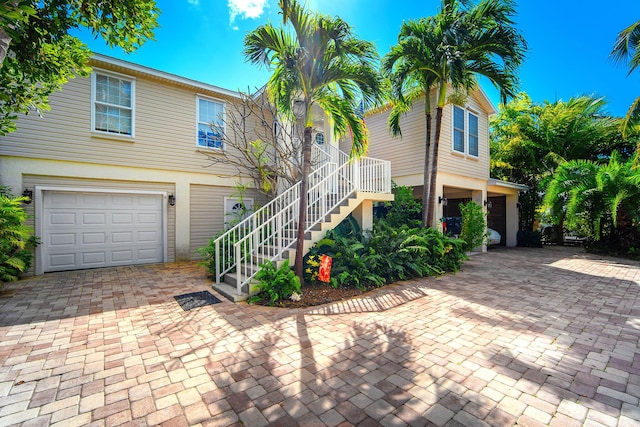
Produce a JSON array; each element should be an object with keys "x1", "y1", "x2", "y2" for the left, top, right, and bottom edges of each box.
[
  {"x1": 543, "y1": 152, "x2": 640, "y2": 255},
  {"x1": 491, "y1": 93, "x2": 633, "y2": 231},
  {"x1": 248, "y1": 260, "x2": 301, "y2": 306},
  {"x1": 383, "y1": 184, "x2": 422, "y2": 228},
  {"x1": 610, "y1": 19, "x2": 640, "y2": 140},
  {"x1": 0, "y1": 190, "x2": 37, "y2": 286},
  {"x1": 0, "y1": 0, "x2": 159, "y2": 134},
  {"x1": 244, "y1": 0, "x2": 384, "y2": 279},
  {"x1": 306, "y1": 215, "x2": 466, "y2": 290},
  {"x1": 383, "y1": 0, "x2": 526, "y2": 227},
  {"x1": 459, "y1": 201, "x2": 487, "y2": 251}
]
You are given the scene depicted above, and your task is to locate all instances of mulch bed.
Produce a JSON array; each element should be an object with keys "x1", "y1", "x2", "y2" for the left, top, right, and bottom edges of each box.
[{"x1": 252, "y1": 282, "x2": 374, "y2": 308}]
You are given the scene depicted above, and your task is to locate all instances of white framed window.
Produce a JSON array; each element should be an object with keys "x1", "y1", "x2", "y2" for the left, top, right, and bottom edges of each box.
[
  {"x1": 453, "y1": 106, "x2": 465, "y2": 153},
  {"x1": 452, "y1": 106, "x2": 479, "y2": 157},
  {"x1": 315, "y1": 132, "x2": 325, "y2": 145},
  {"x1": 468, "y1": 112, "x2": 479, "y2": 157},
  {"x1": 92, "y1": 71, "x2": 135, "y2": 137},
  {"x1": 197, "y1": 96, "x2": 225, "y2": 149}
]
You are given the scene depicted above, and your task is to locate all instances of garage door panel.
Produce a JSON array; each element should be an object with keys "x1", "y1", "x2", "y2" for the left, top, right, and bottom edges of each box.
[
  {"x1": 137, "y1": 231, "x2": 159, "y2": 242},
  {"x1": 138, "y1": 195, "x2": 162, "y2": 208},
  {"x1": 82, "y1": 233, "x2": 106, "y2": 245},
  {"x1": 49, "y1": 253, "x2": 76, "y2": 268},
  {"x1": 138, "y1": 248, "x2": 160, "y2": 261},
  {"x1": 111, "y1": 232, "x2": 133, "y2": 243},
  {"x1": 50, "y1": 233, "x2": 76, "y2": 246},
  {"x1": 112, "y1": 212, "x2": 134, "y2": 224},
  {"x1": 49, "y1": 212, "x2": 77, "y2": 226},
  {"x1": 138, "y1": 212, "x2": 159, "y2": 224},
  {"x1": 82, "y1": 252, "x2": 107, "y2": 265},
  {"x1": 49, "y1": 193, "x2": 77, "y2": 207},
  {"x1": 43, "y1": 191, "x2": 164, "y2": 272},
  {"x1": 83, "y1": 213, "x2": 107, "y2": 225},
  {"x1": 112, "y1": 250, "x2": 133, "y2": 262},
  {"x1": 82, "y1": 193, "x2": 109, "y2": 208},
  {"x1": 111, "y1": 194, "x2": 135, "y2": 207}
]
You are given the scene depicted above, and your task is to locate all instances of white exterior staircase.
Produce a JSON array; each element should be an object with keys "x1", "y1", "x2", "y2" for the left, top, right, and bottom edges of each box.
[{"x1": 212, "y1": 143, "x2": 393, "y2": 301}]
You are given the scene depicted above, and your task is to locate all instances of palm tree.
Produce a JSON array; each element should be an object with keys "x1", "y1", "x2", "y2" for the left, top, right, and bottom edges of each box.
[
  {"x1": 383, "y1": 0, "x2": 526, "y2": 227},
  {"x1": 491, "y1": 93, "x2": 630, "y2": 230},
  {"x1": 611, "y1": 20, "x2": 640, "y2": 139},
  {"x1": 543, "y1": 152, "x2": 640, "y2": 247},
  {"x1": 244, "y1": 0, "x2": 383, "y2": 279}
]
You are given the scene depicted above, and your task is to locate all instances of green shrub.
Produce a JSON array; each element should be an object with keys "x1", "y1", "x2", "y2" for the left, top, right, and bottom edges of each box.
[
  {"x1": 0, "y1": 193, "x2": 37, "y2": 286},
  {"x1": 459, "y1": 201, "x2": 487, "y2": 251},
  {"x1": 384, "y1": 184, "x2": 422, "y2": 228},
  {"x1": 309, "y1": 227, "x2": 385, "y2": 290},
  {"x1": 306, "y1": 216, "x2": 467, "y2": 289},
  {"x1": 248, "y1": 260, "x2": 301, "y2": 306}
]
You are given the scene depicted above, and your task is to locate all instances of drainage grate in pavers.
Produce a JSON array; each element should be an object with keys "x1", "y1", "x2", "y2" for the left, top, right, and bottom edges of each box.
[{"x1": 174, "y1": 291, "x2": 222, "y2": 311}]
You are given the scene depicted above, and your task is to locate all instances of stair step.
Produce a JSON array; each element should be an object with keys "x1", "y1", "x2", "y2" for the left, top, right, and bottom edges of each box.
[
  {"x1": 213, "y1": 282, "x2": 248, "y2": 302},
  {"x1": 224, "y1": 268, "x2": 259, "y2": 287}
]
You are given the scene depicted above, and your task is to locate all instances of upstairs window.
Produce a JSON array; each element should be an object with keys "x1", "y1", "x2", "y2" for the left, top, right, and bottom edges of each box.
[
  {"x1": 315, "y1": 132, "x2": 324, "y2": 145},
  {"x1": 453, "y1": 107, "x2": 465, "y2": 153},
  {"x1": 452, "y1": 106, "x2": 479, "y2": 157},
  {"x1": 197, "y1": 97, "x2": 225, "y2": 149},
  {"x1": 92, "y1": 72, "x2": 134, "y2": 136},
  {"x1": 468, "y1": 113, "x2": 479, "y2": 157}
]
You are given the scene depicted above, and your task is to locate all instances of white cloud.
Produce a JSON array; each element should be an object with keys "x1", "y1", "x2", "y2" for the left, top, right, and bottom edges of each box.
[
  {"x1": 187, "y1": 0, "x2": 199, "y2": 5},
  {"x1": 228, "y1": 0, "x2": 268, "y2": 27}
]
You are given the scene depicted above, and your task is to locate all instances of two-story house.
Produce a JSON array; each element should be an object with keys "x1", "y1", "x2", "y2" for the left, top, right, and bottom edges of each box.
[
  {"x1": 342, "y1": 87, "x2": 526, "y2": 247},
  {"x1": 0, "y1": 54, "x2": 278, "y2": 275},
  {"x1": 0, "y1": 54, "x2": 392, "y2": 293}
]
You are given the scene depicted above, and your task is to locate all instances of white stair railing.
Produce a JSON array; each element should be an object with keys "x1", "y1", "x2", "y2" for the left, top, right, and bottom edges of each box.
[{"x1": 214, "y1": 143, "x2": 391, "y2": 295}]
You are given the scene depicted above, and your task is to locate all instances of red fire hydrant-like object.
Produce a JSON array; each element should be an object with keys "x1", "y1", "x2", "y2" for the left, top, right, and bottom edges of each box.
[{"x1": 318, "y1": 254, "x2": 332, "y2": 283}]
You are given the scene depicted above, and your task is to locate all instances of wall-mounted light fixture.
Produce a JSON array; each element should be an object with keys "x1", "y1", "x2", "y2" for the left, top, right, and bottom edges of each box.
[
  {"x1": 168, "y1": 194, "x2": 176, "y2": 206},
  {"x1": 484, "y1": 200, "x2": 493, "y2": 209},
  {"x1": 438, "y1": 196, "x2": 448, "y2": 206},
  {"x1": 22, "y1": 188, "x2": 33, "y2": 204}
]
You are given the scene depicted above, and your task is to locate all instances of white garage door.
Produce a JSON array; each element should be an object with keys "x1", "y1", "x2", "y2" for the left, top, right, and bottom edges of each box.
[{"x1": 43, "y1": 191, "x2": 164, "y2": 272}]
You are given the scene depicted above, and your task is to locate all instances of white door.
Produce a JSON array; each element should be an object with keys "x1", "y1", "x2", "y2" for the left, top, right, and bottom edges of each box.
[{"x1": 42, "y1": 191, "x2": 164, "y2": 272}]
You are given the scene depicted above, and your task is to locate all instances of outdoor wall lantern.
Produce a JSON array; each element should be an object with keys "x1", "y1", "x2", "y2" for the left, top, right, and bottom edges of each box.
[
  {"x1": 168, "y1": 194, "x2": 176, "y2": 206},
  {"x1": 484, "y1": 200, "x2": 493, "y2": 209},
  {"x1": 438, "y1": 196, "x2": 448, "y2": 206},
  {"x1": 22, "y1": 188, "x2": 33, "y2": 204}
]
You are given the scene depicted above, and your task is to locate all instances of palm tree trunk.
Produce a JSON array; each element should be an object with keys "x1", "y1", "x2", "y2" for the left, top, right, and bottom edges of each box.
[
  {"x1": 427, "y1": 105, "x2": 444, "y2": 228},
  {"x1": 294, "y1": 126, "x2": 313, "y2": 279},
  {"x1": 422, "y1": 111, "x2": 432, "y2": 227}
]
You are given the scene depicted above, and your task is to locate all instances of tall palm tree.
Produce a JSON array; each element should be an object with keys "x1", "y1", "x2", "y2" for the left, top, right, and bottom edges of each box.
[
  {"x1": 611, "y1": 20, "x2": 640, "y2": 139},
  {"x1": 383, "y1": 0, "x2": 526, "y2": 227},
  {"x1": 244, "y1": 0, "x2": 383, "y2": 279}
]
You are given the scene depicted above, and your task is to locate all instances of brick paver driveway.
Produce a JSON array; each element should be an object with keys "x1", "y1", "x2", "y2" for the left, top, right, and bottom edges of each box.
[{"x1": 1, "y1": 246, "x2": 640, "y2": 427}]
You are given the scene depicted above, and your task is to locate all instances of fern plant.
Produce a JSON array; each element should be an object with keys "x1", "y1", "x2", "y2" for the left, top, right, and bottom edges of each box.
[{"x1": 248, "y1": 260, "x2": 301, "y2": 306}]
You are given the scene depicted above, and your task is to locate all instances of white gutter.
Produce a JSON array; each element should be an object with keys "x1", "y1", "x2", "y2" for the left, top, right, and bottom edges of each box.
[
  {"x1": 488, "y1": 178, "x2": 528, "y2": 191},
  {"x1": 91, "y1": 53, "x2": 243, "y2": 99}
]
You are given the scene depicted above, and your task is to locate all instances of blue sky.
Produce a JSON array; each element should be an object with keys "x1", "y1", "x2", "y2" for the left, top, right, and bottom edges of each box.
[{"x1": 78, "y1": 0, "x2": 640, "y2": 117}]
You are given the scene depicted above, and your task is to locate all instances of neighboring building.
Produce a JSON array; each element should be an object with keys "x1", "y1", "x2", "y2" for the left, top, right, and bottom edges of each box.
[
  {"x1": 0, "y1": 54, "x2": 273, "y2": 274},
  {"x1": 342, "y1": 87, "x2": 526, "y2": 247}
]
